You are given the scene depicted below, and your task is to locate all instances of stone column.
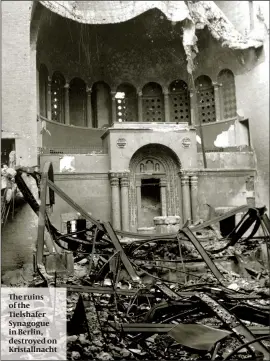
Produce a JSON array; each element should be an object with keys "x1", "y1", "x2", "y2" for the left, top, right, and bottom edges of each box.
[
  {"x1": 111, "y1": 91, "x2": 117, "y2": 124},
  {"x1": 181, "y1": 173, "x2": 191, "y2": 223},
  {"x1": 47, "y1": 76, "x2": 52, "y2": 120},
  {"x1": 160, "y1": 178, "x2": 167, "y2": 216},
  {"x1": 86, "y1": 86, "x2": 92, "y2": 127},
  {"x1": 164, "y1": 90, "x2": 170, "y2": 122},
  {"x1": 189, "y1": 89, "x2": 197, "y2": 125},
  {"x1": 213, "y1": 82, "x2": 222, "y2": 121},
  {"x1": 190, "y1": 174, "x2": 199, "y2": 223},
  {"x1": 137, "y1": 91, "x2": 143, "y2": 122},
  {"x1": 136, "y1": 180, "x2": 142, "y2": 228},
  {"x1": 120, "y1": 173, "x2": 130, "y2": 231},
  {"x1": 64, "y1": 83, "x2": 70, "y2": 125},
  {"x1": 109, "y1": 173, "x2": 121, "y2": 229}
]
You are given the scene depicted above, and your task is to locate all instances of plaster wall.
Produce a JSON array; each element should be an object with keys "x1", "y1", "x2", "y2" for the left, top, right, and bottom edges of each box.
[
  {"x1": 41, "y1": 120, "x2": 105, "y2": 149},
  {"x1": 50, "y1": 178, "x2": 111, "y2": 230},
  {"x1": 197, "y1": 171, "x2": 255, "y2": 220},
  {"x1": 103, "y1": 125, "x2": 197, "y2": 171},
  {"x1": 234, "y1": 40, "x2": 269, "y2": 209},
  {"x1": 197, "y1": 152, "x2": 256, "y2": 169},
  {"x1": 213, "y1": 1, "x2": 269, "y2": 209},
  {"x1": 40, "y1": 154, "x2": 109, "y2": 173},
  {"x1": 2, "y1": 1, "x2": 38, "y2": 166}
]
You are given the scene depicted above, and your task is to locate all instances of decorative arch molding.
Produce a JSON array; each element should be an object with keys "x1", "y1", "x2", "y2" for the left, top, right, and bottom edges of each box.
[{"x1": 129, "y1": 144, "x2": 181, "y2": 230}]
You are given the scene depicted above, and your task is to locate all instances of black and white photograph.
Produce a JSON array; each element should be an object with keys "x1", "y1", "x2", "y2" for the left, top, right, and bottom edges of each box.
[{"x1": 1, "y1": 1, "x2": 270, "y2": 360}]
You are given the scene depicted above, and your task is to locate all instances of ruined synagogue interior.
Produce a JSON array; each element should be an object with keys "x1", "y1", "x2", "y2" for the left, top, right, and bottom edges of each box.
[{"x1": 1, "y1": 1, "x2": 270, "y2": 360}]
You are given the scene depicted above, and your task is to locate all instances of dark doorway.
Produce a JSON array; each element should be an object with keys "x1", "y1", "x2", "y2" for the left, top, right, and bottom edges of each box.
[
  {"x1": 141, "y1": 178, "x2": 161, "y2": 227},
  {"x1": 1, "y1": 139, "x2": 15, "y2": 166},
  {"x1": 220, "y1": 215, "x2": 235, "y2": 237}
]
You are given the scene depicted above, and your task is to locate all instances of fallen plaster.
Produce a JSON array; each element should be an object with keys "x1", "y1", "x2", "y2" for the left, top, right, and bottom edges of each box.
[
  {"x1": 60, "y1": 156, "x2": 76, "y2": 173},
  {"x1": 214, "y1": 124, "x2": 236, "y2": 148}
]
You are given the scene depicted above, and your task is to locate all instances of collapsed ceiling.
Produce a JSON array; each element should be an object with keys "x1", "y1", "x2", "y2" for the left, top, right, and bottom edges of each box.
[{"x1": 39, "y1": 1, "x2": 264, "y2": 74}]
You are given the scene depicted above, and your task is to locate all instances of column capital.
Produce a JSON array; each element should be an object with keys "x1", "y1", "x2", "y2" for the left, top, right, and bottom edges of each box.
[
  {"x1": 111, "y1": 91, "x2": 117, "y2": 97},
  {"x1": 212, "y1": 81, "x2": 220, "y2": 89},
  {"x1": 163, "y1": 89, "x2": 169, "y2": 96},
  {"x1": 179, "y1": 169, "x2": 197, "y2": 177},
  {"x1": 181, "y1": 175, "x2": 189, "y2": 185},
  {"x1": 120, "y1": 177, "x2": 129, "y2": 188},
  {"x1": 64, "y1": 83, "x2": 70, "y2": 89},
  {"x1": 110, "y1": 177, "x2": 119, "y2": 187},
  {"x1": 86, "y1": 86, "x2": 92, "y2": 93},
  {"x1": 137, "y1": 90, "x2": 143, "y2": 97},
  {"x1": 48, "y1": 76, "x2": 52, "y2": 84},
  {"x1": 109, "y1": 171, "x2": 119, "y2": 179},
  {"x1": 190, "y1": 175, "x2": 198, "y2": 189},
  {"x1": 118, "y1": 171, "x2": 130, "y2": 179},
  {"x1": 135, "y1": 179, "x2": 141, "y2": 187}
]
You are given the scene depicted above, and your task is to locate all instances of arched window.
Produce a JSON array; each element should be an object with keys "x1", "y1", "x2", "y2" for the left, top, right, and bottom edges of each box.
[
  {"x1": 169, "y1": 80, "x2": 190, "y2": 123},
  {"x1": 115, "y1": 83, "x2": 137, "y2": 122},
  {"x1": 69, "y1": 78, "x2": 87, "y2": 127},
  {"x1": 218, "y1": 69, "x2": 237, "y2": 119},
  {"x1": 142, "y1": 82, "x2": 164, "y2": 122},
  {"x1": 39, "y1": 64, "x2": 48, "y2": 117},
  {"x1": 195, "y1": 75, "x2": 216, "y2": 123},
  {"x1": 51, "y1": 72, "x2": 65, "y2": 123},
  {"x1": 91, "y1": 82, "x2": 111, "y2": 128}
]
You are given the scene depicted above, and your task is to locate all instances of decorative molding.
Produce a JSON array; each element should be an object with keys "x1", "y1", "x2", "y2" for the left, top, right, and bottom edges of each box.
[
  {"x1": 160, "y1": 178, "x2": 167, "y2": 187},
  {"x1": 180, "y1": 175, "x2": 190, "y2": 185},
  {"x1": 110, "y1": 177, "x2": 119, "y2": 187},
  {"x1": 116, "y1": 138, "x2": 127, "y2": 148},
  {"x1": 109, "y1": 171, "x2": 130, "y2": 179},
  {"x1": 120, "y1": 177, "x2": 129, "y2": 188},
  {"x1": 118, "y1": 171, "x2": 130, "y2": 179},
  {"x1": 129, "y1": 144, "x2": 181, "y2": 230},
  {"x1": 179, "y1": 170, "x2": 198, "y2": 177},
  {"x1": 190, "y1": 175, "x2": 198, "y2": 183},
  {"x1": 197, "y1": 169, "x2": 256, "y2": 177},
  {"x1": 109, "y1": 171, "x2": 119, "y2": 179},
  {"x1": 54, "y1": 173, "x2": 109, "y2": 181},
  {"x1": 181, "y1": 137, "x2": 192, "y2": 148}
]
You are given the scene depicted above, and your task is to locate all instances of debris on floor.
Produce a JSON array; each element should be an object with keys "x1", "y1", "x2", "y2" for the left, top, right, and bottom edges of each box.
[{"x1": 5, "y1": 165, "x2": 270, "y2": 360}]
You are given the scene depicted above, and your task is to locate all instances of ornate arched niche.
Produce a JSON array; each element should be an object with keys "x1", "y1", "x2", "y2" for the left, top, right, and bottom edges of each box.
[{"x1": 129, "y1": 144, "x2": 181, "y2": 231}]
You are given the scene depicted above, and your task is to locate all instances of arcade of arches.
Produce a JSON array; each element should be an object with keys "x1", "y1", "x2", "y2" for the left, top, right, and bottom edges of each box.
[
  {"x1": 39, "y1": 65, "x2": 237, "y2": 127},
  {"x1": 35, "y1": 5, "x2": 255, "y2": 234}
]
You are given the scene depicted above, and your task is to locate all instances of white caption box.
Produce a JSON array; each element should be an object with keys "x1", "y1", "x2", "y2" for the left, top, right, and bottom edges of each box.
[{"x1": 1, "y1": 287, "x2": 66, "y2": 360}]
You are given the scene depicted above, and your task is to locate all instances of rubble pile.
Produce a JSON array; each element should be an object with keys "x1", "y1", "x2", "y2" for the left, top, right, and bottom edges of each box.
[
  {"x1": 6, "y1": 165, "x2": 269, "y2": 360},
  {"x1": 55, "y1": 224, "x2": 269, "y2": 361}
]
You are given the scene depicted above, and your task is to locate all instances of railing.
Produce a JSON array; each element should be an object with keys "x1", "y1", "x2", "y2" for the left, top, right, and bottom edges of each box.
[
  {"x1": 197, "y1": 146, "x2": 253, "y2": 153},
  {"x1": 39, "y1": 146, "x2": 107, "y2": 155}
]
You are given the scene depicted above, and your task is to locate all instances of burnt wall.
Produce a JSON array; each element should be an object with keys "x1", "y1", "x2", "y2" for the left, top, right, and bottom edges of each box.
[
  {"x1": 49, "y1": 177, "x2": 111, "y2": 230},
  {"x1": 197, "y1": 171, "x2": 255, "y2": 220}
]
